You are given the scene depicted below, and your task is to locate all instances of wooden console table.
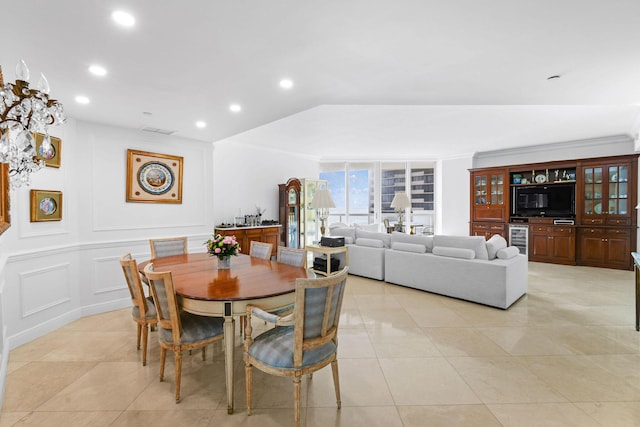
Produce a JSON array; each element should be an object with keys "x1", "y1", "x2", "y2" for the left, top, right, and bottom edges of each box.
[{"x1": 214, "y1": 225, "x2": 280, "y2": 258}]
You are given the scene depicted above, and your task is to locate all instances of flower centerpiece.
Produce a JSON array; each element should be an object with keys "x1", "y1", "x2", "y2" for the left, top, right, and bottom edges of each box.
[{"x1": 204, "y1": 233, "x2": 240, "y2": 269}]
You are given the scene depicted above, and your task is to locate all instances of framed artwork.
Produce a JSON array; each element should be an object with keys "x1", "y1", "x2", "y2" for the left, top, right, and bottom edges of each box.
[
  {"x1": 126, "y1": 149, "x2": 183, "y2": 204},
  {"x1": 33, "y1": 132, "x2": 62, "y2": 168},
  {"x1": 0, "y1": 162, "x2": 10, "y2": 234},
  {"x1": 30, "y1": 190, "x2": 63, "y2": 222}
]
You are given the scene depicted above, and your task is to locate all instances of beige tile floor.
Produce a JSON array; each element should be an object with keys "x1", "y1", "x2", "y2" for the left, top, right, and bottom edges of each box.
[{"x1": 2, "y1": 262, "x2": 640, "y2": 426}]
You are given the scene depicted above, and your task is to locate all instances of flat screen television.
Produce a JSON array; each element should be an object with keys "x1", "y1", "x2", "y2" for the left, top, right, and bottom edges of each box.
[{"x1": 512, "y1": 184, "x2": 575, "y2": 218}]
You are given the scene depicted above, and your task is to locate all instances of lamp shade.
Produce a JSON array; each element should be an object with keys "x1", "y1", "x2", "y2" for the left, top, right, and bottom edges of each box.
[
  {"x1": 310, "y1": 188, "x2": 336, "y2": 209},
  {"x1": 390, "y1": 192, "x2": 411, "y2": 209}
]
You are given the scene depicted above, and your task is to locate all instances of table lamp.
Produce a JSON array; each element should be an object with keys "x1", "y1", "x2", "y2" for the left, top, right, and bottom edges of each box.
[
  {"x1": 390, "y1": 192, "x2": 411, "y2": 232},
  {"x1": 311, "y1": 188, "x2": 335, "y2": 237}
]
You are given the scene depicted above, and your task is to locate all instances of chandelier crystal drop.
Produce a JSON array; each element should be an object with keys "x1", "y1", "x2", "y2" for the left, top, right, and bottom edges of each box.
[{"x1": 0, "y1": 60, "x2": 66, "y2": 189}]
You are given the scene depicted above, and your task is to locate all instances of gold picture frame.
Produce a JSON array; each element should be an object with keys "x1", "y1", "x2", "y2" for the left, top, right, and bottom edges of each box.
[
  {"x1": 33, "y1": 132, "x2": 62, "y2": 168},
  {"x1": 0, "y1": 162, "x2": 10, "y2": 234},
  {"x1": 30, "y1": 190, "x2": 63, "y2": 222},
  {"x1": 126, "y1": 149, "x2": 183, "y2": 204}
]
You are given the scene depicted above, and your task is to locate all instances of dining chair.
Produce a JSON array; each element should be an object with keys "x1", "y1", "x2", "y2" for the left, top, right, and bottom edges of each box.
[
  {"x1": 119, "y1": 253, "x2": 158, "y2": 366},
  {"x1": 144, "y1": 263, "x2": 225, "y2": 403},
  {"x1": 277, "y1": 246, "x2": 306, "y2": 268},
  {"x1": 249, "y1": 240, "x2": 273, "y2": 260},
  {"x1": 244, "y1": 267, "x2": 349, "y2": 427},
  {"x1": 149, "y1": 236, "x2": 188, "y2": 259}
]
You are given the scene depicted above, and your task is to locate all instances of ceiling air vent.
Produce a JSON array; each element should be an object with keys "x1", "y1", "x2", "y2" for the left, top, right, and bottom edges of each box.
[{"x1": 141, "y1": 127, "x2": 176, "y2": 135}]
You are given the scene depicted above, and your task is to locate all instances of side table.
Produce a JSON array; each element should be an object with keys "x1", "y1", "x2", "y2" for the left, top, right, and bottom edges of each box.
[{"x1": 306, "y1": 244, "x2": 349, "y2": 276}]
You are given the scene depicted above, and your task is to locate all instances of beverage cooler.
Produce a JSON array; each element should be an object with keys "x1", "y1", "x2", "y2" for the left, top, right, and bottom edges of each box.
[{"x1": 509, "y1": 224, "x2": 528, "y2": 256}]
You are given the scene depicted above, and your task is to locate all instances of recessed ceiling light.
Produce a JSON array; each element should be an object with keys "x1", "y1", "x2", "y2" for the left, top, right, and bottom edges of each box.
[
  {"x1": 88, "y1": 65, "x2": 107, "y2": 76},
  {"x1": 195, "y1": 121, "x2": 207, "y2": 128},
  {"x1": 75, "y1": 95, "x2": 90, "y2": 104},
  {"x1": 279, "y1": 79, "x2": 293, "y2": 89},
  {"x1": 112, "y1": 10, "x2": 135, "y2": 27},
  {"x1": 229, "y1": 104, "x2": 242, "y2": 113}
]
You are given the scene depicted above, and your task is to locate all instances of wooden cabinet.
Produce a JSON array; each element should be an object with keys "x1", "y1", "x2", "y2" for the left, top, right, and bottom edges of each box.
[
  {"x1": 471, "y1": 222, "x2": 506, "y2": 239},
  {"x1": 214, "y1": 225, "x2": 281, "y2": 258},
  {"x1": 529, "y1": 220, "x2": 575, "y2": 264},
  {"x1": 469, "y1": 154, "x2": 637, "y2": 270},
  {"x1": 579, "y1": 160, "x2": 633, "y2": 226},
  {"x1": 279, "y1": 178, "x2": 302, "y2": 248},
  {"x1": 471, "y1": 168, "x2": 507, "y2": 222},
  {"x1": 578, "y1": 227, "x2": 631, "y2": 270}
]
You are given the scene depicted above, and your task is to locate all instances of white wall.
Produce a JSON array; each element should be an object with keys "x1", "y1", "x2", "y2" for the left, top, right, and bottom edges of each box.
[
  {"x1": 438, "y1": 155, "x2": 473, "y2": 235},
  {"x1": 212, "y1": 139, "x2": 319, "y2": 224}
]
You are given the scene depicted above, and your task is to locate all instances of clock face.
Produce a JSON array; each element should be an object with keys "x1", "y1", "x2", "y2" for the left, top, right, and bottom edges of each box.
[{"x1": 535, "y1": 174, "x2": 547, "y2": 183}]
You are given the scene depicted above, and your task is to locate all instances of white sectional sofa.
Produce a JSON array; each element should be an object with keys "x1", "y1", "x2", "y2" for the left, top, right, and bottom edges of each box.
[{"x1": 329, "y1": 227, "x2": 527, "y2": 309}]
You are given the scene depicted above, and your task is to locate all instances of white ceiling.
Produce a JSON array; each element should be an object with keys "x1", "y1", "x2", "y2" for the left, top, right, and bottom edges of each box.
[{"x1": 2, "y1": 0, "x2": 640, "y2": 159}]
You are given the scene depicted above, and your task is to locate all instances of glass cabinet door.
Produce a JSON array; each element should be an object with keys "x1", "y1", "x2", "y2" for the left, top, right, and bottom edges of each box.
[
  {"x1": 287, "y1": 188, "x2": 299, "y2": 248},
  {"x1": 583, "y1": 167, "x2": 603, "y2": 215},
  {"x1": 490, "y1": 174, "x2": 504, "y2": 205},
  {"x1": 475, "y1": 176, "x2": 487, "y2": 205},
  {"x1": 607, "y1": 165, "x2": 628, "y2": 215}
]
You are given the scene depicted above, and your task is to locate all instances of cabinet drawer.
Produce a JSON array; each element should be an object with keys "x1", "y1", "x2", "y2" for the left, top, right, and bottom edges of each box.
[
  {"x1": 551, "y1": 226, "x2": 573, "y2": 235},
  {"x1": 532, "y1": 225, "x2": 547, "y2": 233},
  {"x1": 473, "y1": 224, "x2": 488, "y2": 230},
  {"x1": 582, "y1": 228, "x2": 606, "y2": 235},
  {"x1": 606, "y1": 228, "x2": 630, "y2": 237},
  {"x1": 584, "y1": 218, "x2": 604, "y2": 225},
  {"x1": 489, "y1": 224, "x2": 505, "y2": 231},
  {"x1": 606, "y1": 218, "x2": 631, "y2": 226}
]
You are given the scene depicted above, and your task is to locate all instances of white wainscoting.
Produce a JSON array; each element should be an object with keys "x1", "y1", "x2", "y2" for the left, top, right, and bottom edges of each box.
[{"x1": 19, "y1": 263, "x2": 72, "y2": 318}]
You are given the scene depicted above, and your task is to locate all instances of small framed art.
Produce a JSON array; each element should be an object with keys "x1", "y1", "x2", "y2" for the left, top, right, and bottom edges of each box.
[
  {"x1": 126, "y1": 149, "x2": 183, "y2": 204},
  {"x1": 33, "y1": 132, "x2": 62, "y2": 168},
  {"x1": 30, "y1": 190, "x2": 63, "y2": 222}
]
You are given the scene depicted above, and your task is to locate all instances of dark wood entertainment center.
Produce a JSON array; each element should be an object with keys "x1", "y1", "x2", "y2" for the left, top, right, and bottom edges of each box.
[{"x1": 469, "y1": 154, "x2": 638, "y2": 270}]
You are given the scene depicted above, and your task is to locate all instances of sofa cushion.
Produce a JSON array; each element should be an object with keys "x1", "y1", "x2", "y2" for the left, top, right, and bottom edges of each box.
[
  {"x1": 355, "y1": 230, "x2": 391, "y2": 248},
  {"x1": 355, "y1": 223, "x2": 381, "y2": 232},
  {"x1": 433, "y1": 235, "x2": 489, "y2": 260},
  {"x1": 390, "y1": 232, "x2": 434, "y2": 253},
  {"x1": 432, "y1": 246, "x2": 476, "y2": 260},
  {"x1": 391, "y1": 242, "x2": 427, "y2": 254},
  {"x1": 486, "y1": 234, "x2": 508, "y2": 260},
  {"x1": 356, "y1": 238, "x2": 384, "y2": 248},
  {"x1": 343, "y1": 236, "x2": 354, "y2": 244},
  {"x1": 497, "y1": 246, "x2": 520, "y2": 260},
  {"x1": 330, "y1": 227, "x2": 356, "y2": 241}
]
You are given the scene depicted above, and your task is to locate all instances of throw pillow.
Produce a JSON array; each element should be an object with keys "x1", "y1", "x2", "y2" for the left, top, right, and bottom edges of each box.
[
  {"x1": 390, "y1": 231, "x2": 434, "y2": 252},
  {"x1": 432, "y1": 246, "x2": 476, "y2": 260},
  {"x1": 391, "y1": 242, "x2": 427, "y2": 253},
  {"x1": 355, "y1": 229, "x2": 391, "y2": 248},
  {"x1": 486, "y1": 234, "x2": 508, "y2": 260},
  {"x1": 356, "y1": 238, "x2": 385, "y2": 248},
  {"x1": 496, "y1": 246, "x2": 520, "y2": 260},
  {"x1": 433, "y1": 235, "x2": 489, "y2": 260}
]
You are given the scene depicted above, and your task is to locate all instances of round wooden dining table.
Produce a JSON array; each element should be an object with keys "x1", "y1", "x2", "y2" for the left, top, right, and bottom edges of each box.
[{"x1": 138, "y1": 252, "x2": 310, "y2": 414}]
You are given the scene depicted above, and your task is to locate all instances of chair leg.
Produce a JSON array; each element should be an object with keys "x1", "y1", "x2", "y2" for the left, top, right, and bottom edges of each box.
[
  {"x1": 175, "y1": 350, "x2": 182, "y2": 403},
  {"x1": 202, "y1": 345, "x2": 206, "y2": 361},
  {"x1": 245, "y1": 362, "x2": 252, "y2": 415},
  {"x1": 294, "y1": 372, "x2": 302, "y2": 427},
  {"x1": 331, "y1": 360, "x2": 341, "y2": 409},
  {"x1": 141, "y1": 324, "x2": 149, "y2": 366},
  {"x1": 136, "y1": 322, "x2": 142, "y2": 350},
  {"x1": 160, "y1": 347, "x2": 167, "y2": 381}
]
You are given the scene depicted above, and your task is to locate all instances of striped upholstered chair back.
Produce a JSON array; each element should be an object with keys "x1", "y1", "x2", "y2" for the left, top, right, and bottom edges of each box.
[
  {"x1": 149, "y1": 236, "x2": 188, "y2": 259},
  {"x1": 249, "y1": 241, "x2": 273, "y2": 260},
  {"x1": 277, "y1": 246, "x2": 306, "y2": 268}
]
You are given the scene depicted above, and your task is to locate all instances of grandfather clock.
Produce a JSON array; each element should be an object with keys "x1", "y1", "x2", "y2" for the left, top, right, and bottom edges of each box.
[{"x1": 278, "y1": 178, "x2": 301, "y2": 248}]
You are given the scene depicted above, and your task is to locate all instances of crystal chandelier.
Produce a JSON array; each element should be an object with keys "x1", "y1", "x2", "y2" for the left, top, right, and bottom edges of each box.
[{"x1": 0, "y1": 60, "x2": 66, "y2": 189}]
